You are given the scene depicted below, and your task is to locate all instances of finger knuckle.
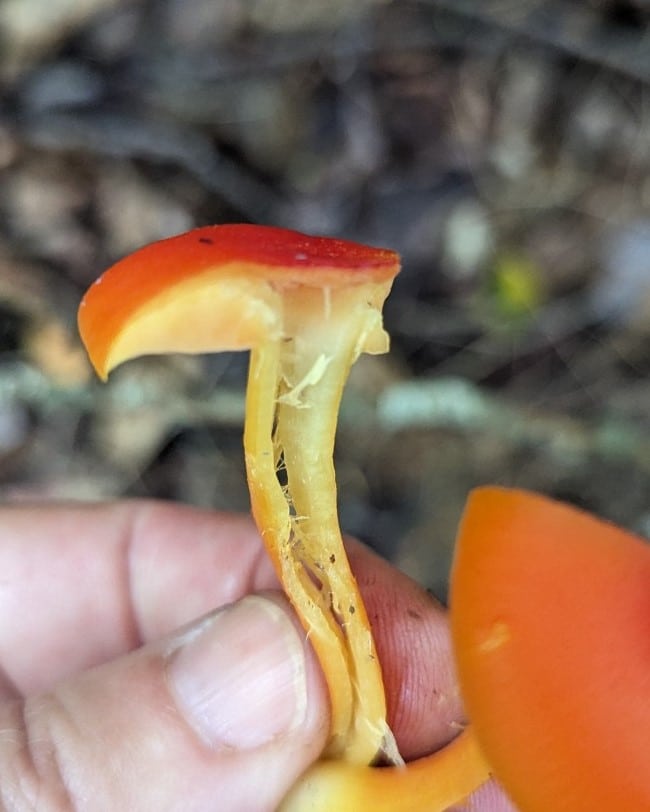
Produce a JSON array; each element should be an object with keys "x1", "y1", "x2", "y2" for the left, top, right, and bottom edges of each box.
[{"x1": 0, "y1": 696, "x2": 77, "y2": 812}]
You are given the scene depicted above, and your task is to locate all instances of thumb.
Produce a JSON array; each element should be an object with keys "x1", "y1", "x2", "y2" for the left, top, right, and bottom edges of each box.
[{"x1": 1, "y1": 594, "x2": 329, "y2": 812}]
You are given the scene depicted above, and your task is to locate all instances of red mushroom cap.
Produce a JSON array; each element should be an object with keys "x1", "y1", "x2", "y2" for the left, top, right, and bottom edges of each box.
[
  {"x1": 451, "y1": 487, "x2": 650, "y2": 811},
  {"x1": 78, "y1": 224, "x2": 400, "y2": 379}
]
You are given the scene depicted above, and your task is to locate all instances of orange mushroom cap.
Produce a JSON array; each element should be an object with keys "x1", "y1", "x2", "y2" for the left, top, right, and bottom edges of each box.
[
  {"x1": 78, "y1": 224, "x2": 399, "y2": 379},
  {"x1": 450, "y1": 487, "x2": 650, "y2": 811}
]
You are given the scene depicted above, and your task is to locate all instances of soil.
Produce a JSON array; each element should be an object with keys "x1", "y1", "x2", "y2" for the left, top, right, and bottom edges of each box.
[{"x1": 0, "y1": 0, "x2": 648, "y2": 600}]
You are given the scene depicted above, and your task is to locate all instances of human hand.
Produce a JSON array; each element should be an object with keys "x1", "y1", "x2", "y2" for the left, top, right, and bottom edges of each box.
[{"x1": 0, "y1": 500, "x2": 514, "y2": 811}]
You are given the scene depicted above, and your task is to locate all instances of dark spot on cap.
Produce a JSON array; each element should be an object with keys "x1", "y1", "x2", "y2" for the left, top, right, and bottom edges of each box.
[{"x1": 198, "y1": 237, "x2": 214, "y2": 245}]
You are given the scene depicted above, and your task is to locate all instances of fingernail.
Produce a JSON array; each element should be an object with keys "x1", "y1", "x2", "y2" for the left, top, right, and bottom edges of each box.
[{"x1": 168, "y1": 595, "x2": 307, "y2": 750}]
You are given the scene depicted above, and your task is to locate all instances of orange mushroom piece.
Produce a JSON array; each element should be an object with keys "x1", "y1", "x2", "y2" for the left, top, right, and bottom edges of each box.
[
  {"x1": 450, "y1": 486, "x2": 650, "y2": 811},
  {"x1": 78, "y1": 224, "x2": 491, "y2": 808}
]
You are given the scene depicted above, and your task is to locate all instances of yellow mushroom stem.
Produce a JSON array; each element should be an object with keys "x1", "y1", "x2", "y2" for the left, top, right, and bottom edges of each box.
[
  {"x1": 244, "y1": 284, "x2": 396, "y2": 765},
  {"x1": 281, "y1": 728, "x2": 491, "y2": 811},
  {"x1": 242, "y1": 283, "x2": 491, "y2": 808}
]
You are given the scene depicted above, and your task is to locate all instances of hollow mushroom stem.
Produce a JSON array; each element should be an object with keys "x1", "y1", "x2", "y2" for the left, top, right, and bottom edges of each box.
[{"x1": 244, "y1": 284, "x2": 397, "y2": 764}]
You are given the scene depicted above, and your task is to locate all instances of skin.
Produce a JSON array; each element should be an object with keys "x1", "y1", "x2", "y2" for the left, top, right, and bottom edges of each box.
[{"x1": 0, "y1": 499, "x2": 513, "y2": 811}]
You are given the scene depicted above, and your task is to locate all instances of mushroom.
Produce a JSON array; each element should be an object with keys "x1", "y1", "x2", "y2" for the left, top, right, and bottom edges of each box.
[
  {"x1": 450, "y1": 486, "x2": 650, "y2": 811},
  {"x1": 78, "y1": 223, "x2": 491, "y2": 808}
]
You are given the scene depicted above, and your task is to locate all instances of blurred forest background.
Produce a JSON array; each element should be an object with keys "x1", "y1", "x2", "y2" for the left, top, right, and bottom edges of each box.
[{"x1": 0, "y1": 0, "x2": 648, "y2": 599}]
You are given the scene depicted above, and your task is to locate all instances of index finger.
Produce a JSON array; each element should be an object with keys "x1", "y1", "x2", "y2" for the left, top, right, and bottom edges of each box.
[{"x1": 0, "y1": 500, "x2": 277, "y2": 695}]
